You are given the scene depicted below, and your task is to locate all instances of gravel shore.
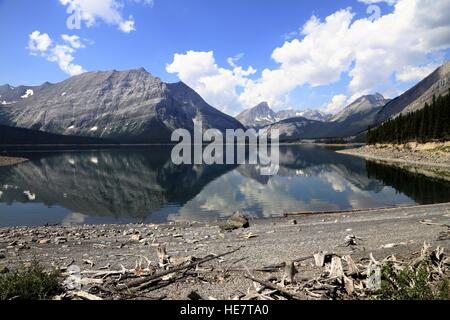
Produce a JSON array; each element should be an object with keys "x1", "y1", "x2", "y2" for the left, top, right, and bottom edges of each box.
[{"x1": 1, "y1": 203, "x2": 449, "y2": 300}]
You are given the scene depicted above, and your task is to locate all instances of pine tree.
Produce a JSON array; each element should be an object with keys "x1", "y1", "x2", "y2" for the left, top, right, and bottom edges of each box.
[{"x1": 368, "y1": 92, "x2": 450, "y2": 144}]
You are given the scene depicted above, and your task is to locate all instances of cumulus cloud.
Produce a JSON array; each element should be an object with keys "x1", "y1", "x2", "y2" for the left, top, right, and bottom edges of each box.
[
  {"x1": 243, "y1": 0, "x2": 450, "y2": 108},
  {"x1": 59, "y1": 0, "x2": 153, "y2": 33},
  {"x1": 28, "y1": 31, "x2": 87, "y2": 76},
  {"x1": 166, "y1": 51, "x2": 256, "y2": 114},
  {"x1": 168, "y1": 0, "x2": 450, "y2": 115},
  {"x1": 323, "y1": 94, "x2": 349, "y2": 114},
  {"x1": 48, "y1": 44, "x2": 86, "y2": 76},
  {"x1": 28, "y1": 31, "x2": 52, "y2": 54}
]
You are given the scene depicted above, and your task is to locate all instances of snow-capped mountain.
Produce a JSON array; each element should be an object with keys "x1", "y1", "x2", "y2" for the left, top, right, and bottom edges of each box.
[
  {"x1": 277, "y1": 109, "x2": 332, "y2": 122},
  {"x1": 236, "y1": 102, "x2": 331, "y2": 128}
]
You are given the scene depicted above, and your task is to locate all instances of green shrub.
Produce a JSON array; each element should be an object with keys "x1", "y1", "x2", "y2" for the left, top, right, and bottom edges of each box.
[
  {"x1": 377, "y1": 261, "x2": 449, "y2": 300},
  {"x1": 0, "y1": 261, "x2": 62, "y2": 300}
]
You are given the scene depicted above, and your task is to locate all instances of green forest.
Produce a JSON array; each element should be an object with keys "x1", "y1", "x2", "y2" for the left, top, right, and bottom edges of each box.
[{"x1": 367, "y1": 89, "x2": 450, "y2": 144}]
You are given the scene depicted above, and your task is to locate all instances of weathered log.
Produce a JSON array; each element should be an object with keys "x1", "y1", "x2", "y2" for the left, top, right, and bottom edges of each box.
[
  {"x1": 116, "y1": 246, "x2": 242, "y2": 292},
  {"x1": 244, "y1": 275, "x2": 304, "y2": 300}
]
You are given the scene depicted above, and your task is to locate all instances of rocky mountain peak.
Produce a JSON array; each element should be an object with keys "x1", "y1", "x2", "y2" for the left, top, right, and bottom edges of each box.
[
  {"x1": 0, "y1": 69, "x2": 243, "y2": 143},
  {"x1": 254, "y1": 102, "x2": 271, "y2": 111}
]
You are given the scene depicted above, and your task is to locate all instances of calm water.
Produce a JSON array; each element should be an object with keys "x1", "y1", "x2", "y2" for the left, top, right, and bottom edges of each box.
[{"x1": 0, "y1": 145, "x2": 449, "y2": 227}]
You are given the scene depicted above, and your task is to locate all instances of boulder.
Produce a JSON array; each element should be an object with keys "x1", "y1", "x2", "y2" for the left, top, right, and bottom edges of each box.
[{"x1": 221, "y1": 212, "x2": 250, "y2": 231}]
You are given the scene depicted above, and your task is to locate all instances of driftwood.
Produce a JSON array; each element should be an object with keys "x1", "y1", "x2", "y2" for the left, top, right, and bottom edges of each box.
[
  {"x1": 116, "y1": 246, "x2": 242, "y2": 292},
  {"x1": 419, "y1": 220, "x2": 450, "y2": 229},
  {"x1": 342, "y1": 255, "x2": 359, "y2": 274},
  {"x1": 329, "y1": 256, "x2": 344, "y2": 278},
  {"x1": 72, "y1": 290, "x2": 103, "y2": 301},
  {"x1": 260, "y1": 252, "x2": 345, "y2": 272},
  {"x1": 244, "y1": 275, "x2": 304, "y2": 300},
  {"x1": 283, "y1": 261, "x2": 297, "y2": 284}
]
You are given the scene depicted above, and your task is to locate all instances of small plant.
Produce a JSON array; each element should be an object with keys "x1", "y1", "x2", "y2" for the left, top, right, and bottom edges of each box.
[
  {"x1": 0, "y1": 260, "x2": 62, "y2": 300},
  {"x1": 377, "y1": 260, "x2": 450, "y2": 300}
]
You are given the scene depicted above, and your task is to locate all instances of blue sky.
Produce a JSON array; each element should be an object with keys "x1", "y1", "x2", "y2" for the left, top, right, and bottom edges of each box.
[{"x1": 1, "y1": 0, "x2": 449, "y2": 115}]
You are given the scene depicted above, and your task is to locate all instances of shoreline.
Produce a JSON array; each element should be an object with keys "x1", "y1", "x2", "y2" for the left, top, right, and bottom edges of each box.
[
  {"x1": 0, "y1": 156, "x2": 28, "y2": 167},
  {"x1": 1, "y1": 202, "x2": 449, "y2": 300},
  {"x1": 337, "y1": 142, "x2": 450, "y2": 181}
]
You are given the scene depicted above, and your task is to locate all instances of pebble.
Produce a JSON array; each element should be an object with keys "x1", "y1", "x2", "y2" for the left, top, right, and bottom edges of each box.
[{"x1": 131, "y1": 234, "x2": 142, "y2": 242}]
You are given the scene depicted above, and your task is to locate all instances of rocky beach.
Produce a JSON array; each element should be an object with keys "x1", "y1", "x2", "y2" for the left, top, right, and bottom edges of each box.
[{"x1": 1, "y1": 203, "x2": 449, "y2": 300}]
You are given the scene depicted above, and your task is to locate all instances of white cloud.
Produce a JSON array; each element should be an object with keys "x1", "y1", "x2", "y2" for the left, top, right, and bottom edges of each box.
[
  {"x1": 119, "y1": 15, "x2": 135, "y2": 32},
  {"x1": 59, "y1": 0, "x2": 153, "y2": 33},
  {"x1": 168, "y1": 0, "x2": 450, "y2": 115},
  {"x1": 322, "y1": 94, "x2": 348, "y2": 114},
  {"x1": 61, "y1": 34, "x2": 85, "y2": 49},
  {"x1": 255, "y1": 0, "x2": 450, "y2": 105},
  {"x1": 227, "y1": 53, "x2": 244, "y2": 68},
  {"x1": 396, "y1": 63, "x2": 440, "y2": 82},
  {"x1": 166, "y1": 50, "x2": 256, "y2": 114},
  {"x1": 48, "y1": 45, "x2": 86, "y2": 76},
  {"x1": 28, "y1": 31, "x2": 52, "y2": 54},
  {"x1": 28, "y1": 31, "x2": 87, "y2": 76}
]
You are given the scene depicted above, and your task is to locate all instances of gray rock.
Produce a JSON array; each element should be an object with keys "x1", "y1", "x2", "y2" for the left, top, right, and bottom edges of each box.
[
  {"x1": 221, "y1": 212, "x2": 250, "y2": 231},
  {"x1": 131, "y1": 234, "x2": 142, "y2": 242}
]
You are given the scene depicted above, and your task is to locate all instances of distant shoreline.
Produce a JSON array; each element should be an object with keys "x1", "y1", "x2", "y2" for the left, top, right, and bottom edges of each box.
[
  {"x1": 281, "y1": 142, "x2": 364, "y2": 147},
  {"x1": 337, "y1": 142, "x2": 450, "y2": 181},
  {"x1": 0, "y1": 156, "x2": 28, "y2": 167}
]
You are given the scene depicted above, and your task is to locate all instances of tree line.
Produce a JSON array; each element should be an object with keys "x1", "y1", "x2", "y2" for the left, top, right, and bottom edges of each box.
[{"x1": 367, "y1": 89, "x2": 450, "y2": 144}]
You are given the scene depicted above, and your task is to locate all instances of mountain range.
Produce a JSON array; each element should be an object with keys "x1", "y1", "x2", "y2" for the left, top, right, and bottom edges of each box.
[
  {"x1": 235, "y1": 102, "x2": 331, "y2": 128},
  {"x1": 0, "y1": 61, "x2": 449, "y2": 144}
]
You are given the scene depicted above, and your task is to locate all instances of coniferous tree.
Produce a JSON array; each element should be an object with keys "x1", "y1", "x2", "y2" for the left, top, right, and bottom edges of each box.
[{"x1": 367, "y1": 92, "x2": 450, "y2": 144}]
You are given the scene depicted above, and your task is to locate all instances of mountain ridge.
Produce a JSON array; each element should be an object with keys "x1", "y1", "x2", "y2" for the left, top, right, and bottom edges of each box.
[
  {"x1": 376, "y1": 61, "x2": 450, "y2": 124},
  {"x1": 0, "y1": 68, "x2": 245, "y2": 144}
]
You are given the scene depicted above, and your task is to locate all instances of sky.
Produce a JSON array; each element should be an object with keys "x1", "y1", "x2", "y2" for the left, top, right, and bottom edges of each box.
[{"x1": 0, "y1": 0, "x2": 449, "y2": 116}]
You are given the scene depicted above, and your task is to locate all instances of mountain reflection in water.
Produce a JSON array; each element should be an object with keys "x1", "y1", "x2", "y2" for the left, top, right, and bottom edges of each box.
[{"x1": 0, "y1": 145, "x2": 449, "y2": 226}]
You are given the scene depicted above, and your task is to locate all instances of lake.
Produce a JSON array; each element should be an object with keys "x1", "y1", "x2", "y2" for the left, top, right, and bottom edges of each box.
[{"x1": 0, "y1": 145, "x2": 449, "y2": 227}]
